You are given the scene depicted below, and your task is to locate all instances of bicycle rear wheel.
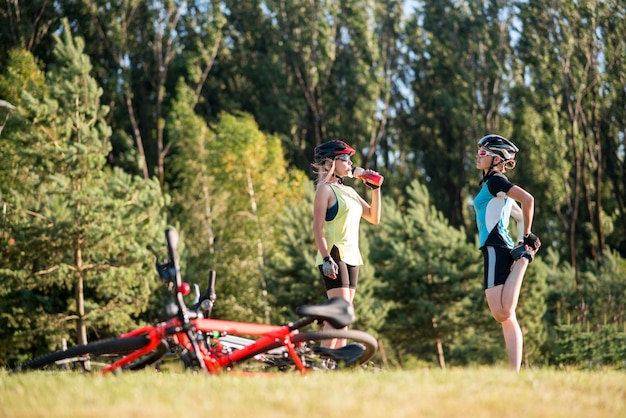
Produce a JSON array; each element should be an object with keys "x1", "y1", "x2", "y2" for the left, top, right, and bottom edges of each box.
[
  {"x1": 15, "y1": 335, "x2": 153, "y2": 372},
  {"x1": 260, "y1": 329, "x2": 378, "y2": 371}
]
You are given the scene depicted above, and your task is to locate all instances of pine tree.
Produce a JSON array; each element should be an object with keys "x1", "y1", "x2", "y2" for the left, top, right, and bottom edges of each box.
[
  {"x1": 371, "y1": 180, "x2": 482, "y2": 368},
  {"x1": 0, "y1": 20, "x2": 166, "y2": 364},
  {"x1": 265, "y1": 181, "x2": 322, "y2": 321}
]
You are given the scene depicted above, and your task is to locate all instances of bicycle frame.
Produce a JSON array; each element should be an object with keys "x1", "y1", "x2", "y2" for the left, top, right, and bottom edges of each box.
[{"x1": 102, "y1": 317, "x2": 312, "y2": 375}]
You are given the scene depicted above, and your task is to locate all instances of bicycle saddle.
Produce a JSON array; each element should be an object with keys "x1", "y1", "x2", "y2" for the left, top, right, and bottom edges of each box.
[{"x1": 295, "y1": 297, "x2": 355, "y2": 329}]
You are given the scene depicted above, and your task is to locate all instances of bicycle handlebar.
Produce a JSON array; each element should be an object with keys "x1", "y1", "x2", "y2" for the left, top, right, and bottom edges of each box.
[
  {"x1": 165, "y1": 228, "x2": 181, "y2": 287},
  {"x1": 163, "y1": 228, "x2": 209, "y2": 372},
  {"x1": 193, "y1": 270, "x2": 217, "y2": 315},
  {"x1": 163, "y1": 228, "x2": 193, "y2": 325},
  {"x1": 207, "y1": 270, "x2": 216, "y2": 302},
  {"x1": 156, "y1": 228, "x2": 216, "y2": 320}
]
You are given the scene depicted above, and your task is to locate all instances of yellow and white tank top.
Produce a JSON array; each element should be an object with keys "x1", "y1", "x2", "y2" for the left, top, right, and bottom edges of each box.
[{"x1": 315, "y1": 184, "x2": 364, "y2": 266}]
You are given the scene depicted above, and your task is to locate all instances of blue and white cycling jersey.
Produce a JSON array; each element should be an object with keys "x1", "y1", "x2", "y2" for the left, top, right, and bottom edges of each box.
[{"x1": 474, "y1": 172, "x2": 515, "y2": 249}]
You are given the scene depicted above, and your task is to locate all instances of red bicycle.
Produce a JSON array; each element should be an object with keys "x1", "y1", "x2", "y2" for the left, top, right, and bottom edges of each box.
[{"x1": 15, "y1": 228, "x2": 377, "y2": 374}]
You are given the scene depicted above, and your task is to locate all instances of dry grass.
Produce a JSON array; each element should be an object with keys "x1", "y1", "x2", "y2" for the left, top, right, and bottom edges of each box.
[{"x1": 1, "y1": 367, "x2": 625, "y2": 418}]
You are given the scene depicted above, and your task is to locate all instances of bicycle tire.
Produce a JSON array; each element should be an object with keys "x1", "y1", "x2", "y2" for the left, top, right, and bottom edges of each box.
[
  {"x1": 15, "y1": 335, "x2": 151, "y2": 372},
  {"x1": 250, "y1": 329, "x2": 378, "y2": 372},
  {"x1": 292, "y1": 329, "x2": 378, "y2": 366}
]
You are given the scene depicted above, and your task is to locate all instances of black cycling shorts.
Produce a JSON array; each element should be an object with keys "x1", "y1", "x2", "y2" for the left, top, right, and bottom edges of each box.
[
  {"x1": 481, "y1": 245, "x2": 514, "y2": 289},
  {"x1": 319, "y1": 246, "x2": 359, "y2": 290}
]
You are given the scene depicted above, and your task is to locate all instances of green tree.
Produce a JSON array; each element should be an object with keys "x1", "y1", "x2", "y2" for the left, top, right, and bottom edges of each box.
[
  {"x1": 166, "y1": 84, "x2": 307, "y2": 322},
  {"x1": 371, "y1": 180, "x2": 482, "y2": 368},
  {"x1": 542, "y1": 248, "x2": 626, "y2": 367},
  {"x1": 321, "y1": 0, "x2": 402, "y2": 170},
  {"x1": 218, "y1": 1, "x2": 403, "y2": 175},
  {"x1": 0, "y1": 0, "x2": 60, "y2": 67},
  {"x1": 215, "y1": 1, "x2": 297, "y2": 140},
  {"x1": 265, "y1": 0, "x2": 340, "y2": 149},
  {"x1": 401, "y1": 0, "x2": 516, "y2": 231},
  {"x1": 599, "y1": 0, "x2": 626, "y2": 256},
  {"x1": 0, "y1": 22, "x2": 167, "y2": 365},
  {"x1": 514, "y1": 0, "x2": 623, "y2": 275},
  {"x1": 0, "y1": 49, "x2": 46, "y2": 202},
  {"x1": 265, "y1": 181, "x2": 323, "y2": 321},
  {"x1": 57, "y1": 0, "x2": 226, "y2": 185},
  {"x1": 165, "y1": 80, "x2": 225, "y2": 285}
]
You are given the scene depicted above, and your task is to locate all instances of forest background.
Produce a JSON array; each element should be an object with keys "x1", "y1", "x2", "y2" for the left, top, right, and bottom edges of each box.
[{"x1": 0, "y1": 0, "x2": 624, "y2": 370}]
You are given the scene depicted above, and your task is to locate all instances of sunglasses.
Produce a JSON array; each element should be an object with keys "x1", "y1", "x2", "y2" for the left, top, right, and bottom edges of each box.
[
  {"x1": 477, "y1": 148, "x2": 498, "y2": 158},
  {"x1": 335, "y1": 154, "x2": 352, "y2": 162}
]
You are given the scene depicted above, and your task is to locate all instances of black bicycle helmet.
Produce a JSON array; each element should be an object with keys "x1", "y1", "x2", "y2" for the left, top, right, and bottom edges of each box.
[
  {"x1": 478, "y1": 134, "x2": 519, "y2": 160},
  {"x1": 314, "y1": 140, "x2": 356, "y2": 162}
]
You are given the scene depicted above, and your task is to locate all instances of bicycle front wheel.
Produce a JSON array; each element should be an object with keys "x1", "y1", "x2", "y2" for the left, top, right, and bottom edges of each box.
[{"x1": 15, "y1": 335, "x2": 153, "y2": 372}]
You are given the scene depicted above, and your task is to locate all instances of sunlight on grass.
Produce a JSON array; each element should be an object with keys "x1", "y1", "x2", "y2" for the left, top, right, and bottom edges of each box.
[{"x1": 1, "y1": 367, "x2": 624, "y2": 418}]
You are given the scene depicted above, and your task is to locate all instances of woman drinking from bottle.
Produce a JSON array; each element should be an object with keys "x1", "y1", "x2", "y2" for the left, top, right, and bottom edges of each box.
[{"x1": 311, "y1": 140, "x2": 383, "y2": 347}]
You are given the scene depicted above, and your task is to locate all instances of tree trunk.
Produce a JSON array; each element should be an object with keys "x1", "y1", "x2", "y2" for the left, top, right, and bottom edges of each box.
[
  {"x1": 435, "y1": 338, "x2": 446, "y2": 370},
  {"x1": 125, "y1": 91, "x2": 149, "y2": 180},
  {"x1": 432, "y1": 317, "x2": 446, "y2": 369},
  {"x1": 75, "y1": 244, "x2": 87, "y2": 345}
]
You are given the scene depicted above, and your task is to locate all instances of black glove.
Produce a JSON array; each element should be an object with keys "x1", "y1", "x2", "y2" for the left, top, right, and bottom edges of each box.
[
  {"x1": 523, "y1": 233, "x2": 541, "y2": 251},
  {"x1": 322, "y1": 256, "x2": 339, "y2": 277}
]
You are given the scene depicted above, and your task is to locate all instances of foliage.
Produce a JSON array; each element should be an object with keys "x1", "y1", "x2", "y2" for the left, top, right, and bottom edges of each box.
[
  {"x1": 540, "y1": 248, "x2": 626, "y2": 367},
  {"x1": 165, "y1": 84, "x2": 307, "y2": 323},
  {"x1": 514, "y1": 0, "x2": 626, "y2": 270},
  {"x1": 0, "y1": 21, "x2": 167, "y2": 365},
  {"x1": 551, "y1": 324, "x2": 626, "y2": 368},
  {"x1": 400, "y1": 0, "x2": 516, "y2": 231},
  {"x1": 371, "y1": 180, "x2": 483, "y2": 366},
  {"x1": 544, "y1": 249, "x2": 626, "y2": 325},
  {"x1": 0, "y1": 0, "x2": 625, "y2": 369}
]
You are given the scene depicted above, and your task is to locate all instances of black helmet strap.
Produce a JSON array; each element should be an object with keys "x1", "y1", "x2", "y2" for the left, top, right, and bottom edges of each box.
[{"x1": 479, "y1": 155, "x2": 504, "y2": 185}]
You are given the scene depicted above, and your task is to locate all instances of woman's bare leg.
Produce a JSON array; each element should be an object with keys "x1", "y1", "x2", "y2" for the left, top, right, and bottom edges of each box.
[
  {"x1": 485, "y1": 258, "x2": 530, "y2": 371},
  {"x1": 323, "y1": 287, "x2": 354, "y2": 348}
]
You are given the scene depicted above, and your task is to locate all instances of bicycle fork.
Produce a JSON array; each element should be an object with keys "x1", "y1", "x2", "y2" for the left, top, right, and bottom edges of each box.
[
  {"x1": 101, "y1": 327, "x2": 164, "y2": 374},
  {"x1": 282, "y1": 336, "x2": 308, "y2": 373}
]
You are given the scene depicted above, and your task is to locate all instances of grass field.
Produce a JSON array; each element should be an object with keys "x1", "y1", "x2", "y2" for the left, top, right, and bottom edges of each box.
[{"x1": 1, "y1": 367, "x2": 624, "y2": 418}]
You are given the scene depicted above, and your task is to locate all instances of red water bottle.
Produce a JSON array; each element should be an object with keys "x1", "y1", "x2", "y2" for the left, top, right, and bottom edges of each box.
[{"x1": 352, "y1": 167, "x2": 384, "y2": 188}]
